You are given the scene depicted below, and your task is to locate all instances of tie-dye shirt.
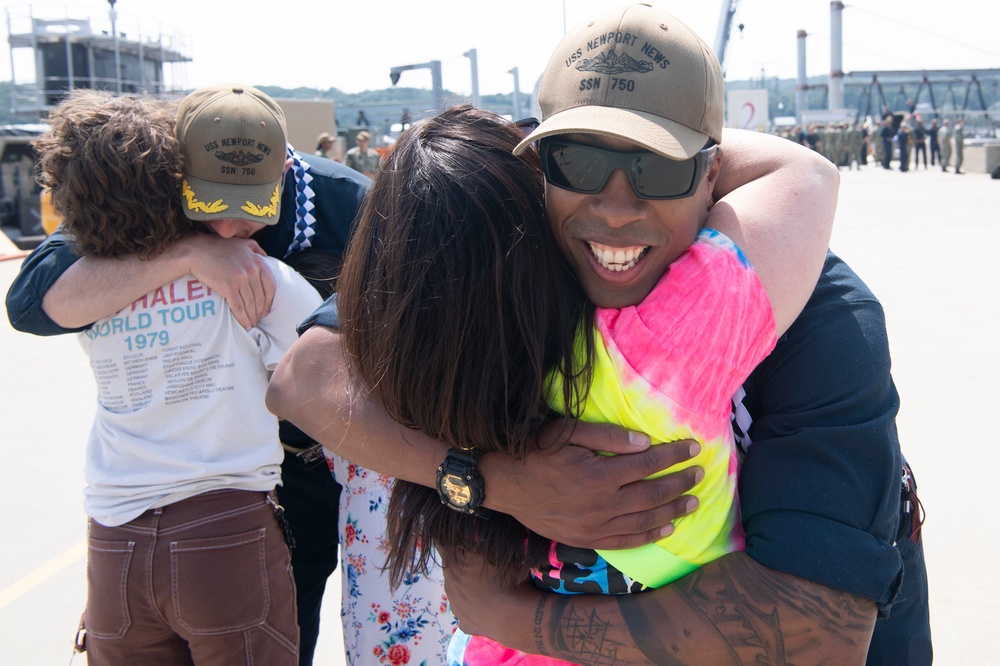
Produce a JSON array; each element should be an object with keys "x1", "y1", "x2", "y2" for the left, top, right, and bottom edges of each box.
[{"x1": 450, "y1": 228, "x2": 777, "y2": 666}]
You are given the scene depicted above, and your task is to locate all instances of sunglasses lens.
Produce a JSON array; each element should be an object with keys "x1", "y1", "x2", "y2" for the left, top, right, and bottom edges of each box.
[
  {"x1": 544, "y1": 142, "x2": 612, "y2": 193},
  {"x1": 514, "y1": 117, "x2": 540, "y2": 138},
  {"x1": 631, "y1": 154, "x2": 698, "y2": 198},
  {"x1": 543, "y1": 140, "x2": 705, "y2": 199}
]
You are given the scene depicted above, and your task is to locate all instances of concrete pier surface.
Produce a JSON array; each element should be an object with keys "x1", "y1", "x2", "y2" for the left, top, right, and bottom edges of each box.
[{"x1": 2, "y1": 162, "x2": 997, "y2": 664}]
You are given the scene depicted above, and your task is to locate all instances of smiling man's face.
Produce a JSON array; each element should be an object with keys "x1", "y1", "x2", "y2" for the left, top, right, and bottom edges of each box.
[{"x1": 544, "y1": 134, "x2": 720, "y2": 309}]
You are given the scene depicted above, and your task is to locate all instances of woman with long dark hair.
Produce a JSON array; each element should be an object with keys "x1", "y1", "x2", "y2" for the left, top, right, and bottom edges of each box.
[{"x1": 331, "y1": 102, "x2": 834, "y2": 665}]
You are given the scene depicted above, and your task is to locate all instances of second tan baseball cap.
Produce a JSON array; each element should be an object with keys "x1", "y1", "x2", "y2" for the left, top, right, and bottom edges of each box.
[
  {"x1": 514, "y1": 3, "x2": 723, "y2": 160},
  {"x1": 176, "y1": 84, "x2": 287, "y2": 225}
]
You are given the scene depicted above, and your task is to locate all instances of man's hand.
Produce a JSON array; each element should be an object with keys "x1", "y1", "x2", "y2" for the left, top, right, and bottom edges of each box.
[
  {"x1": 269, "y1": 325, "x2": 701, "y2": 551},
  {"x1": 482, "y1": 422, "x2": 703, "y2": 550},
  {"x1": 182, "y1": 234, "x2": 275, "y2": 330},
  {"x1": 39, "y1": 232, "x2": 276, "y2": 330}
]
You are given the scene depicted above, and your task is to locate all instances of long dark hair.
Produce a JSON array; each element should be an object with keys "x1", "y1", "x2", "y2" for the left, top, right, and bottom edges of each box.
[{"x1": 337, "y1": 105, "x2": 594, "y2": 587}]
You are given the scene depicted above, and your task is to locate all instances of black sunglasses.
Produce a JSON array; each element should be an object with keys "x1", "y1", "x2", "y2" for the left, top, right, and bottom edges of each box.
[
  {"x1": 539, "y1": 137, "x2": 717, "y2": 200},
  {"x1": 514, "y1": 117, "x2": 540, "y2": 137}
]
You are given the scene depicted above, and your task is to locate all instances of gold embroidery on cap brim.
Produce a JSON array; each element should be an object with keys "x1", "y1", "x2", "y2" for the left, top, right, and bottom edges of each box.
[
  {"x1": 241, "y1": 184, "x2": 281, "y2": 218},
  {"x1": 182, "y1": 180, "x2": 229, "y2": 214}
]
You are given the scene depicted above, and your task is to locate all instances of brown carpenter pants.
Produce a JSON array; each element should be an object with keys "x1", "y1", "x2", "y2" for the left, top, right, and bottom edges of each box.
[{"x1": 82, "y1": 489, "x2": 299, "y2": 665}]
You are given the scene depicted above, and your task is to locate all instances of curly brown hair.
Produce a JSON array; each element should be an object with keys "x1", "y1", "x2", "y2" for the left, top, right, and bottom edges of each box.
[{"x1": 34, "y1": 89, "x2": 199, "y2": 258}]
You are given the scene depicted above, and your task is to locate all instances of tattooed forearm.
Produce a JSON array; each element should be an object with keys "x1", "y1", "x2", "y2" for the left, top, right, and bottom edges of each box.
[
  {"x1": 697, "y1": 554, "x2": 873, "y2": 647},
  {"x1": 617, "y1": 592, "x2": 692, "y2": 666},
  {"x1": 537, "y1": 553, "x2": 874, "y2": 666},
  {"x1": 550, "y1": 595, "x2": 634, "y2": 665},
  {"x1": 742, "y1": 561, "x2": 874, "y2": 642},
  {"x1": 672, "y1": 554, "x2": 874, "y2": 665},
  {"x1": 677, "y1": 562, "x2": 787, "y2": 664},
  {"x1": 534, "y1": 590, "x2": 549, "y2": 656}
]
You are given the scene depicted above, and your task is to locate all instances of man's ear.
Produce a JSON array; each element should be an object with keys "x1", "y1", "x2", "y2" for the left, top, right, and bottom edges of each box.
[
  {"x1": 701, "y1": 146, "x2": 723, "y2": 213},
  {"x1": 705, "y1": 146, "x2": 723, "y2": 198}
]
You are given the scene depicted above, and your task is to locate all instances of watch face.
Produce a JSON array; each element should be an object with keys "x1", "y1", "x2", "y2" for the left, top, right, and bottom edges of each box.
[{"x1": 440, "y1": 473, "x2": 473, "y2": 507}]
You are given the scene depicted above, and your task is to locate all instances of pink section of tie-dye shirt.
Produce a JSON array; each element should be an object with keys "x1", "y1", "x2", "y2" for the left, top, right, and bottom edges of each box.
[{"x1": 596, "y1": 228, "x2": 776, "y2": 429}]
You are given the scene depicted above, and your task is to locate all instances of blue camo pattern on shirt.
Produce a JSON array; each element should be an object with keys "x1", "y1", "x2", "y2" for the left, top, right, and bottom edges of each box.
[{"x1": 531, "y1": 542, "x2": 646, "y2": 595}]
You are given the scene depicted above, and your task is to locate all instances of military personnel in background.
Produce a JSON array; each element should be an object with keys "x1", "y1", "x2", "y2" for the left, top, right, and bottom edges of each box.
[
  {"x1": 314, "y1": 132, "x2": 336, "y2": 158},
  {"x1": 879, "y1": 117, "x2": 895, "y2": 170},
  {"x1": 911, "y1": 116, "x2": 928, "y2": 169},
  {"x1": 938, "y1": 119, "x2": 953, "y2": 172},
  {"x1": 953, "y1": 118, "x2": 965, "y2": 174},
  {"x1": 845, "y1": 122, "x2": 863, "y2": 170},
  {"x1": 805, "y1": 123, "x2": 822, "y2": 153},
  {"x1": 928, "y1": 119, "x2": 941, "y2": 167},
  {"x1": 343, "y1": 130, "x2": 381, "y2": 179},
  {"x1": 896, "y1": 122, "x2": 911, "y2": 172},
  {"x1": 860, "y1": 120, "x2": 870, "y2": 165}
]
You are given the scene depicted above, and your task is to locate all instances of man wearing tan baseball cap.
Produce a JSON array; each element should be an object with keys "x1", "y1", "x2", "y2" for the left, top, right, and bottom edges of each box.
[
  {"x1": 267, "y1": 5, "x2": 924, "y2": 666},
  {"x1": 513, "y1": 2, "x2": 727, "y2": 310},
  {"x1": 514, "y1": 2, "x2": 722, "y2": 161},
  {"x1": 438, "y1": 4, "x2": 929, "y2": 665},
  {"x1": 176, "y1": 84, "x2": 289, "y2": 237},
  {"x1": 7, "y1": 82, "x2": 371, "y2": 666}
]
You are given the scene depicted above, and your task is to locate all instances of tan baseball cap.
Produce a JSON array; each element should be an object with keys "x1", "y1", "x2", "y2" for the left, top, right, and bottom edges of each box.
[
  {"x1": 176, "y1": 84, "x2": 287, "y2": 225},
  {"x1": 514, "y1": 3, "x2": 723, "y2": 160}
]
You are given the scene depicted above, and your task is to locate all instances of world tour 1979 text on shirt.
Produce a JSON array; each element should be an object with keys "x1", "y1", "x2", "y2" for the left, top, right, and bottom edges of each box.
[{"x1": 84, "y1": 279, "x2": 216, "y2": 347}]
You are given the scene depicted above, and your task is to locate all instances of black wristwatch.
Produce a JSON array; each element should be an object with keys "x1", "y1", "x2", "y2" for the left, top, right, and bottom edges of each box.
[{"x1": 436, "y1": 448, "x2": 493, "y2": 519}]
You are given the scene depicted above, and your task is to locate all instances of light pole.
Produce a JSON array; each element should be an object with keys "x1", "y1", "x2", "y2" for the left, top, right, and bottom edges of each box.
[
  {"x1": 509, "y1": 67, "x2": 521, "y2": 119},
  {"x1": 108, "y1": 0, "x2": 121, "y2": 93},
  {"x1": 463, "y1": 49, "x2": 480, "y2": 108}
]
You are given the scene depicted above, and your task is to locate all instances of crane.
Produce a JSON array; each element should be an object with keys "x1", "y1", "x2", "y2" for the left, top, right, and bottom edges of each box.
[{"x1": 713, "y1": 0, "x2": 741, "y2": 75}]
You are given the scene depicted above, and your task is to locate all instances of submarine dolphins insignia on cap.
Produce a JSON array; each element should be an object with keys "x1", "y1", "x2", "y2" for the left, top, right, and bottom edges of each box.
[{"x1": 577, "y1": 51, "x2": 654, "y2": 75}]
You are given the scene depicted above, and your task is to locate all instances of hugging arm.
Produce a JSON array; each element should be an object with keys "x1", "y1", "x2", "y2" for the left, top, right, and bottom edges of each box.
[
  {"x1": 710, "y1": 128, "x2": 839, "y2": 335},
  {"x1": 440, "y1": 134, "x2": 879, "y2": 663},
  {"x1": 443, "y1": 548, "x2": 874, "y2": 665},
  {"x1": 442, "y1": 261, "x2": 903, "y2": 664},
  {"x1": 5, "y1": 230, "x2": 276, "y2": 333},
  {"x1": 265, "y1": 323, "x2": 702, "y2": 550},
  {"x1": 266, "y1": 131, "x2": 840, "y2": 550},
  {"x1": 442, "y1": 311, "x2": 889, "y2": 666}
]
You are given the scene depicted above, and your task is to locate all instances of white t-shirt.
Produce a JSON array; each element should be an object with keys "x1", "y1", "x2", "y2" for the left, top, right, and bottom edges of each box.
[{"x1": 78, "y1": 256, "x2": 322, "y2": 526}]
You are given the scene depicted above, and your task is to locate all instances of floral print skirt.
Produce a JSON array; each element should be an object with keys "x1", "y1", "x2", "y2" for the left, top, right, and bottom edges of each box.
[{"x1": 329, "y1": 452, "x2": 457, "y2": 665}]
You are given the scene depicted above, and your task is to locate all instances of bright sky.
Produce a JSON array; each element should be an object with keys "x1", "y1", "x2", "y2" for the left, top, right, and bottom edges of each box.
[{"x1": 2, "y1": 1, "x2": 998, "y2": 97}]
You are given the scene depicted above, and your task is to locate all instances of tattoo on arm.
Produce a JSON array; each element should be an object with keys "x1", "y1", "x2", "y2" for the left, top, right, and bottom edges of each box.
[
  {"x1": 676, "y1": 555, "x2": 874, "y2": 664},
  {"x1": 541, "y1": 554, "x2": 875, "y2": 665},
  {"x1": 550, "y1": 595, "x2": 633, "y2": 665},
  {"x1": 534, "y1": 590, "x2": 549, "y2": 656},
  {"x1": 686, "y1": 555, "x2": 872, "y2": 653}
]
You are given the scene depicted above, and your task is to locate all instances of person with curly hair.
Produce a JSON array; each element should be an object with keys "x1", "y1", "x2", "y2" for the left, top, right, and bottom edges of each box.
[
  {"x1": 37, "y1": 89, "x2": 321, "y2": 665},
  {"x1": 9, "y1": 82, "x2": 371, "y2": 666},
  {"x1": 35, "y1": 91, "x2": 200, "y2": 259}
]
